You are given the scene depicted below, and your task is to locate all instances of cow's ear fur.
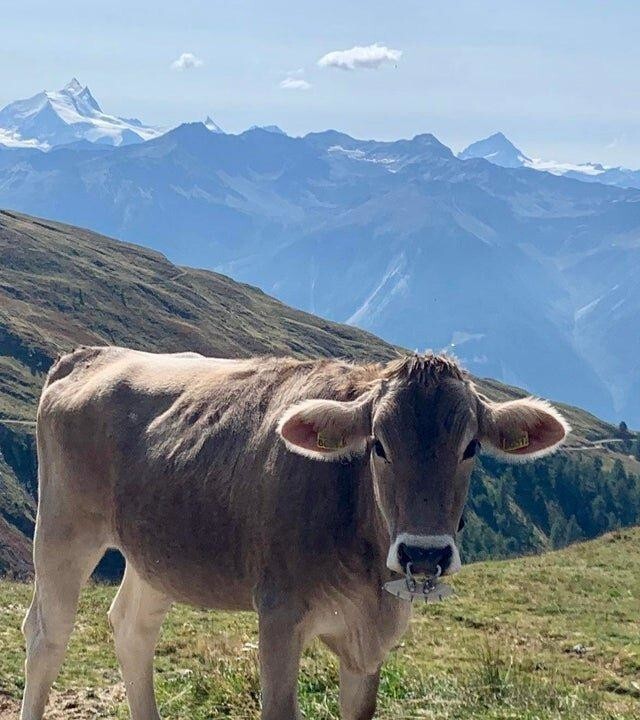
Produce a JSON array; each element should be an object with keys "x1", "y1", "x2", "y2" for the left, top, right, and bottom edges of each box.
[
  {"x1": 278, "y1": 395, "x2": 372, "y2": 461},
  {"x1": 479, "y1": 397, "x2": 570, "y2": 462}
]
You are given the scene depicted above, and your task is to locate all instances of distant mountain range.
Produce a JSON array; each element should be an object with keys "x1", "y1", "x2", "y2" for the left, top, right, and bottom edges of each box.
[
  {"x1": 0, "y1": 79, "x2": 283, "y2": 149},
  {"x1": 0, "y1": 81, "x2": 638, "y2": 427},
  {"x1": 459, "y1": 132, "x2": 640, "y2": 190}
]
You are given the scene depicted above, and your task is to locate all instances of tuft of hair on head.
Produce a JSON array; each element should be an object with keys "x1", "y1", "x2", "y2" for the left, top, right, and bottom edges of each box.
[{"x1": 381, "y1": 353, "x2": 466, "y2": 387}]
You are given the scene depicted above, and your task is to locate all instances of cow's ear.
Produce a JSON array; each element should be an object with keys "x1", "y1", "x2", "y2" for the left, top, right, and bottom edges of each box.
[
  {"x1": 479, "y1": 397, "x2": 570, "y2": 462},
  {"x1": 278, "y1": 395, "x2": 372, "y2": 461}
]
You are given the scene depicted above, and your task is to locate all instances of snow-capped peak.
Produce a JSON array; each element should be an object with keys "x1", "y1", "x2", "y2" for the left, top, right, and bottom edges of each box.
[
  {"x1": 459, "y1": 132, "x2": 530, "y2": 168},
  {"x1": 204, "y1": 116, "x2": 224, "y2": 133},
  {"x1": 63, "y1": 77, "x2": 84, "y2": 94},
  {"x1": 0, "y1": 79, "x2": 163, "y2": 150},
  {"x1": 459, "y1": 131, "x2": 640, "y2": 189}
]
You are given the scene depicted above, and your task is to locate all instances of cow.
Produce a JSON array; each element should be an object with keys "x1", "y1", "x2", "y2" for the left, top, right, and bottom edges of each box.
[{"x1": 20, "y1": 346, "x2": 569, "y2": 720}]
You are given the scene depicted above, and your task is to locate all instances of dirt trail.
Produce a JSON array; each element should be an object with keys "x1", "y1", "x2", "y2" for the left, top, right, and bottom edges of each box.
[{"x1": 0, "y1": 683, "x2": 125, "y2": 719}]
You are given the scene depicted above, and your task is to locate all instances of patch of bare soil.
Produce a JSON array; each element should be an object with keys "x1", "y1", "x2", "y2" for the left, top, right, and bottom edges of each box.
[{"x1": 0, "y1": 683, "x2": 126, "y2": 719}]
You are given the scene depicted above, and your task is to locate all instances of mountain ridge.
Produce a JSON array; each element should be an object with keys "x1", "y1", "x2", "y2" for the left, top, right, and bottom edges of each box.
[
  {"x1": 0, "y1": 210, "x2": 638, "y2": 580},
  {"x1": 460, "y1": 131, "x2": 640, "y2": 189},
  {"x1": 0, "y1": 119, "x2": 639, "y2": 425}
]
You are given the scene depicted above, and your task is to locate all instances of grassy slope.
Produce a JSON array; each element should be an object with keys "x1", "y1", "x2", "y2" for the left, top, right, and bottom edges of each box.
[
  {"x1": 0, "y1": 529, "x2": 638, "y2": 719},
  {"x1": 0, "y1": 209, "x2": 628, "y2": 435},
  {"x1": 1, "y1": 208, "x2": 638, "y2": 579},
  {"x1": 0, "y1": 209, "x2": 399, "y2": 577}
]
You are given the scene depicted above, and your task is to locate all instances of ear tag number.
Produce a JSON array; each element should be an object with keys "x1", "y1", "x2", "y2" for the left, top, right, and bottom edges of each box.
[
  {"x1": 317, "y1": 431, "x2": 346, "y2": 451},
  {"x1": 502, "y1": 430, "x2": 530, "y2": 452}
]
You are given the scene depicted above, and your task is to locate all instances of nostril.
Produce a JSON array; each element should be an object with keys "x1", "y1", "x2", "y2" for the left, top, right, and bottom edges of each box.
[
  {"x1": 397, "y1": 543, "x2": 454, "y2": 575},
  {"x1": 397, "y1": 542, "x2": 412, "y2": 570},
  {"x1": 438, "y1": 544, "x2": 453, "y2": 571}
]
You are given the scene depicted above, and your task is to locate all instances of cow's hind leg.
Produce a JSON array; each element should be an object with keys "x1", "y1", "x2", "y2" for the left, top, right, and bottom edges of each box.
[
  {"x1": 20, "y1": 528, "x2": 106, "y2": 720},
  {"x1": 108, "y1": 564, "x2": 171, "y2": 720},
  {"x1": 339, "y1": 665, "x2": 381, "y2": 720}
]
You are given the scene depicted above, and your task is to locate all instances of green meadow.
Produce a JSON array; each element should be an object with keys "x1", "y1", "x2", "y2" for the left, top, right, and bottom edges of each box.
[{"x1": 1, "y1": 528, "x2": 638, "y2": 719}]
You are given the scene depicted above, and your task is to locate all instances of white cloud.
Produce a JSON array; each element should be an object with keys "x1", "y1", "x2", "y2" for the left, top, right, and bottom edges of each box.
[
  {"x1": 280, "y1": 76, "x2": 311, "y2": 90},
  {"x1": 317, "y1": 43, "x2": 402, "y2": 71},
  {"x1": 171, "y1": 52, "x2": 204, "y2": 71}
]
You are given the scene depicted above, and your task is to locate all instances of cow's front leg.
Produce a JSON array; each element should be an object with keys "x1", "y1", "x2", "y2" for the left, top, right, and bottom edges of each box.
[
  {"x1": 339, "y1": 664, "x2": 381, "y2": 720},
  {"x1": 258, "y1": 610, "x2": 304, "y2": 720}
]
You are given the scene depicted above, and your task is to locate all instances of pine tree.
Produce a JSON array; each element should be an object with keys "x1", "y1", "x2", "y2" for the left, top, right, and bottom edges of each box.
[
  {"x1": 563, "y1": 515, "x2": 583, "y2": 546},
  {"x1": 549, "y1": 519, "x2": 565, "y2": 549}
]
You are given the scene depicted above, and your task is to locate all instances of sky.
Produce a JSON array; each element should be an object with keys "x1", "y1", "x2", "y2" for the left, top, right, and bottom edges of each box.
[{"x1": 1, "y1": 0, "x2": 639, "y2": 166}]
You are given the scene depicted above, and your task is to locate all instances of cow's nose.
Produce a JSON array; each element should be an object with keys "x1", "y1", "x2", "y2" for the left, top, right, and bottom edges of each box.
[{"x1": 397, "y1": 542, "x2": 453, "y2": 576}]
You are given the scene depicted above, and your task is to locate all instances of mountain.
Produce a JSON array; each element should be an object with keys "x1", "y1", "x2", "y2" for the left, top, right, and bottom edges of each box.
[
  {"x1": 460, "y1": 132, "x2": 640, "y2": 189},
  {"x1": 0, "y1": 78, "x2": 162, "y2": 149},
  {"x1": 0, "y1": 123, "x2": 638, "y2": 425},
  {"x1": 458, "y1": 132, "x2": 529, "y2": 168},
  {"x1": 249, "y1": 124, "x2": 286, "y2": 135},
  {"x1": 204, "y1": 116, "x2": 224, "y2": 133},
  {"x1": 0, "y1": 210, "x2": 638, "y2": 579}
]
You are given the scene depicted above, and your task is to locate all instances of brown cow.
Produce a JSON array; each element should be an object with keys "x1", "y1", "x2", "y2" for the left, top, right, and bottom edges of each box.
[{"x1": 20, "y1": 347, "x2": 569, "y2": 720}]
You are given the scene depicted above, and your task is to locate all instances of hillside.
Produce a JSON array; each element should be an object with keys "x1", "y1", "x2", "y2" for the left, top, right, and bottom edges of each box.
[
  {"x1": 0, "y1": 123, "x2": 639, "y2": 424},
  {"x1": 0, "y1": 210, "x2": 638, "y2": 579},
  {"x1": 1, "y1": 529, "x2": 638, "y2": 719}
]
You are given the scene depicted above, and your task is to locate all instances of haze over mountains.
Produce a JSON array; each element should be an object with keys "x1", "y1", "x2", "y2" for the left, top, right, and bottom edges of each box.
[{"x1": 0, "y1": 81, "x2": 639, "y2": 426}]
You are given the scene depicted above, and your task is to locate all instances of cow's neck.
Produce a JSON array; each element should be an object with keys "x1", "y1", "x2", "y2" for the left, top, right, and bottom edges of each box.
[{"x1": 352, "y1": 462, "x2": 393, "y2": 578}]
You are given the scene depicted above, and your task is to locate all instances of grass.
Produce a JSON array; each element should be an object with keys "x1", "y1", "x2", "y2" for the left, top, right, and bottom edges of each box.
[{"x1": 1, "y1": 529, "x2": 639, "y2": 719}]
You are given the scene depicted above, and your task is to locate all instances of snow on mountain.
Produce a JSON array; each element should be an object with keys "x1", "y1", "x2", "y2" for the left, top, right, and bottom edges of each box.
[
  {"x1": 459, "y1": 132, "x2": 640, "y2": 189},
  {"x1": 204, "y1": 116, "x2": 225, "y2": 133},
  {"x1": 0, "y1": 79, "x2": 163, "y2": 149}
]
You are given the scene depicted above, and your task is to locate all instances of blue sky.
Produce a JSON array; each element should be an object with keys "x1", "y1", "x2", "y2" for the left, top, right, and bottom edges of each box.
[{"x1": 2, "y1": 0, "x2": 639, "y2": 165}]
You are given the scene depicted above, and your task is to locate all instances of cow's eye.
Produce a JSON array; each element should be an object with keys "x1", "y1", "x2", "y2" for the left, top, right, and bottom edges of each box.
[
  {"x1": 462, "y1": 439, "x2": 481, "y2": 460},
  {"x1": 458, "y1": 514, "x2": 466, "y2": 532},
  {"x1": 373, "y1": 439, "x2": 388, "y2": 460}
]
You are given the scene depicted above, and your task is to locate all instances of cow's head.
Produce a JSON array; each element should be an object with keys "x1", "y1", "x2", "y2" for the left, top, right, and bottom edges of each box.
[{"x1": 277, "y1": 355, "x2": 569, "y2": 577}]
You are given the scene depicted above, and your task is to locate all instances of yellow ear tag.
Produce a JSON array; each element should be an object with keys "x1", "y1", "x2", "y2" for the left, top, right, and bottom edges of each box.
[
  {"x1": 317, "y1": 431, "x2": 346, "y2": 451},
  {"x1": 502, "y1": 430, "x2": 530, "y2": 452}
]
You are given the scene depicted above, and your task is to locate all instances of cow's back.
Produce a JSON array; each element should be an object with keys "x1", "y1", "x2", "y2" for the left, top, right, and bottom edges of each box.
[{"x1": 37, "y1": 347, "x2": 378, "y2": 611}]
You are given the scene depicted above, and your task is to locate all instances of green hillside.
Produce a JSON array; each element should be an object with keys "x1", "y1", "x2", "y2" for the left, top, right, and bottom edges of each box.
[
  {"x1": 0, "y1": 209, "x2": 639, "y2": 579},
  {"x1": 0, "y1": 529, "x2": 638, "y2": 719}
]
